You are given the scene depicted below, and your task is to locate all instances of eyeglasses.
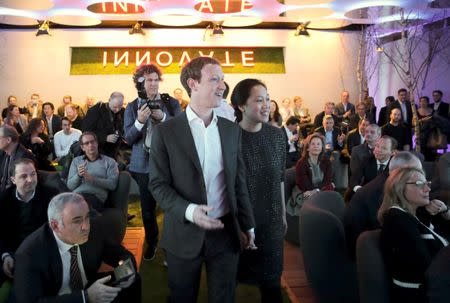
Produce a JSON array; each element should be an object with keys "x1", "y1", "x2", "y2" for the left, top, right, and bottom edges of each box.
[
  {"x1": 406, "y1": 180, "x2": 431, "y2": 189},
  {"x1": 80, "y1": 140, "x2": 97, "y2": 146}
]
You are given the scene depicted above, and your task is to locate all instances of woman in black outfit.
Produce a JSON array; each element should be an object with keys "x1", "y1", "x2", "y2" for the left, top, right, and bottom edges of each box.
[
  {"x1": 20, "y1": 118, "x2": 54, "y2": 171},
  {"x1": 268, "y1": 100, "x2": 283, "y2": 127},
  {"x1": 378, "y1": 167, "x2": 450, "y2": 303}
]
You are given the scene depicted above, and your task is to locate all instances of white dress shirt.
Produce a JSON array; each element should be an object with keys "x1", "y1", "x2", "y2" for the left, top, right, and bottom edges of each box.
[
  {"x1": 213, "y1": 100, "x2": 235, "y2": 122},
  {"x1": 284, "y1": 126, "x2": 297, "y2": 153},
  {"x1": 184, "y1": 106, "x2": 229, "y2": 220},
  {"x1": 53, "y1": 232, "x2": 88, "y2": 301}
]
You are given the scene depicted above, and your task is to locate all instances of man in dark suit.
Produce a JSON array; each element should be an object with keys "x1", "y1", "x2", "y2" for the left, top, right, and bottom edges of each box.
[
  {"x1": 382, "y1": 108, "x2": 412, "y2": 150},
  {"x1": 314, "y1": 114, "x2": 345, "y2": 154},
  {"x1": 345, "y1": 135, "x2": 395, "y2": 201},
  {"x1": 282, "y1": 116, "x2": 301, "y2": 168},
  {"x1": 334, "y1": 90, "x2": 355, "y2": 123},
  {"x1": 344, "y1": 151, "x2": 422, "y2": 259},
  {"x1": 124, "y1": 63, "x2": 182, "y2": 260},
  {"x1": 349, "y1": 124, "x2": 381, "y2": 182},
  {"x1": 0, "y1": 125, "x2": 35, "y2": 193},
  {"x1": 378, "y1": 96, "x2": 395, "y2": 127},
  {"x1": 313, "y1": 102, "x2": 338, "y2": 128},
  {"x1": 0, "y1": 158, "x2": 59, "y2": 284},
  {"x1": 14, "y1": 192, "x2": 140, "y2": 303},
  {"x1": 148, "y1": 57, "x2": 255, "y2": 303},
  {"x1": 431, "y1": 90, "x2": 449, "y2": 119},
  {"x1": 42, "y1": 102, "x2": 62, "y2": 140},
  {"x1": 82, "y1": 92, "x2": 125, "y2": 158},
  {"x1": 389, "y1": 88, "x2": 415, "y2": 126},
  {"x1": 348, "y1": 102, "x2": 373, "y2": 131},
  {"x1": 342, "y1": 118, "x2": 369, "y2": 159}
]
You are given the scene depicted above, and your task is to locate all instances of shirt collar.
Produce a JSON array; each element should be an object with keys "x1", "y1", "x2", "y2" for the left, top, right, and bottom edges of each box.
[
  {"x1": 186, "y1": 105, "x2": 218, "y2": 126},
  {"x1": 377, "y1": 158, "x2": 390, "y2": 166},
  {"x1": 53, "y1": 231, "x2": 76, "y2": 254},
  {"x1": 15, "y1": 188, "x2": 36, "y2": 203}
]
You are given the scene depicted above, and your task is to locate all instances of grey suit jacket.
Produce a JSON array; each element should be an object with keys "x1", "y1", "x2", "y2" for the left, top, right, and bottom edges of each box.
[{"x1": 148, "y1": 112, "x2": 255, "y2": 259}]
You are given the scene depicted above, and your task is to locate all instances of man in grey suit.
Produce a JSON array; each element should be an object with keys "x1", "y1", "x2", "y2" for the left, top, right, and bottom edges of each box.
[
  {"x1": 334, "y1": 90, "x2": 355, "y2": 124},
  {"x1": 148, "y1": 57, "x2": 256, "y2": 303}
]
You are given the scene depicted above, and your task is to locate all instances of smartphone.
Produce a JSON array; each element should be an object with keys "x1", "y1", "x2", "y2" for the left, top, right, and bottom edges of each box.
[{"x1": 109, "y1": 258, "x2": 135, "y2": 287}]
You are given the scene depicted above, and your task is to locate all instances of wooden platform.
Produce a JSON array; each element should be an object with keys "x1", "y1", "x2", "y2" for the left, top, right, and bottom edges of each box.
[
  {"x1": 282, "y1": 241, "x2": 318, "y2": 303},
  {"x1": 99, "y1": 227, "x2": 145, "y2": 272}
]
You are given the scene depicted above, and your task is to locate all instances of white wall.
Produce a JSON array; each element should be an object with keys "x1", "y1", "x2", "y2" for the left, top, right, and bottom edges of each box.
[{"x1": 0, "y1": 28, "x2": 361, "y2": 117}]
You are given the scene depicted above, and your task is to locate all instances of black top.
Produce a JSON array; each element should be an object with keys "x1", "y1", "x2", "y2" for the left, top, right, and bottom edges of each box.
[
  {"x1": 238, "y1": 123, "x2": 286, "y2": 284},
  {"x1": 19, "y1": 133, "x2": 54, "y2": 171},
  {"x1": 382, "y1": 123, "x2": 412, "y2": 150}
]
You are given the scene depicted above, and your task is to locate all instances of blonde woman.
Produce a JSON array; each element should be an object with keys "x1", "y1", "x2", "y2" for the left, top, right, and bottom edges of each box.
[
  {"x1": 378, "y1": 167, "x2": 450, "y2": 303},
  {"x1": 279, "y1": 98, "x2": 293, "y2": 121}
]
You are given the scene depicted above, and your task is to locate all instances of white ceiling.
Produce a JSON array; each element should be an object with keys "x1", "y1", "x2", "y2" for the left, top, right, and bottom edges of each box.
[{"x1": 0, "y1": 0, "x2": 448, "y2": 29}]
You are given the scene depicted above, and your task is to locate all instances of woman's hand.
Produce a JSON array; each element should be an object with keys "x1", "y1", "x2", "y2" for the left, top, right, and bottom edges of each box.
[{"x1": 425, "y1": 199, "x2": 448, "y2": 216}]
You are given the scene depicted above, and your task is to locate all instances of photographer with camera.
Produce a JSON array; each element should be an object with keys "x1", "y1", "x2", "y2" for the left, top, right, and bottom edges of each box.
[
  {"x1": 124, "y1": 64, "x2": 181, "y2": 260},
  {"x1": 82, "y1": 92, "x2": 125, "y2": 159}
]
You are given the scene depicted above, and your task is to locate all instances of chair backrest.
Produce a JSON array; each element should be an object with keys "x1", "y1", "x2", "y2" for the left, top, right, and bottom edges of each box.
[
  {"x1": 105, "y1": 170, "x2": 131, "y2": 217},
  {"x1": 37, "y1": 170, "x2": 69, "y2": 192},
  {"x1": 356, "y1": 229, "x2": 390, "y2": 303},
  {"x1": 299, "y1": 191, "x2": 359, "y2": 303},
  {"x1": 436, "y1": 153, "x2": 450, "y2": 203}
]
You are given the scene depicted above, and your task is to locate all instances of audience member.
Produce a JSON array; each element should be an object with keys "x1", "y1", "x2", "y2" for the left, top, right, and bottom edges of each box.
[
  {"x1": 364, "y1": 96, "x2": 377, "y2": 123},
  {"x1": 0, "y1": 158, "x2": 59, "y2": 284},
  {"x1": 19, "y1": 118, "x2": 53, "y2": 171},
  {"x1": 65, "y1": 104, "x2": 83, "y2": 130},
  {"x1": 213, "y1": 82, "x2": 235, "y2": 121},
  {"x1": 348, "y1": 102, "x2": 370, "y2": 130},
  {"x1": 382, "y1": 108, "x2": 412, "y2": 150},
  {"x1": 378, "y1": 167, "x2": 449, "y2": 303},
  {"x1": 314, "y1": 114, "x2": 345, "y2": 155},
  {"x1": 67, "y1": 132, "x2": 119, "y2": 213},
  {"x1": 389, "y1": 88, "x2": 415, "y2": 126},
  {"x1": 13, "y1": 192, "x2": 141, "y2": 302},
  {"x1": 57, "y1": 95, "x2": 83, "y2": 118},
  {"x1": 25, "y1": 93, "x2": 42, "y2": 120},
  {"x1": 269, "y1": 100, "x2": 282, "y2": 127},
  {"x1": 292, "y1": 96, "x2": 311, "y2": 125},
  {"x1": 346, "y1": 136, "x2": 395, "y2": 201},
  {"x1": 295, "y1": 133, "x2": 334, "y2": 198},
  {"x1": 344, "y1": 151, "x2": 422, "y2": 260},
  {"x1": 279, "y1": 98, "x2": 293, "y2": 122},
  {"x1": 82, "y1": 92, "x2": 125, "y2": 159},
  {"x1": 282, "y1": 116, "x2": 301, "y2": 168},
  {"x1": 42, "y1": 102, "x2": 62, "y2": 141},
  {"x1": 0, "y1": 125, "x2": 35, "y2": 193},
  {"x1": 1, "y1": 95, "x2": 25, "y2": 119},
  {"x1": 378, "y1": 96, "x2": 395, "y2": 127},
  {"x1": 342, "y1": 118, "x2": 370, "y2": 160},
  {"x1": 349, "y1": 124, "x2": 381, "y2": 181},
  {"x1": 53, "y1": 117, "x2": 82, "y2": 161},
  {"x1": 430, "y1": 90, "x2": 449, "y2": 119},
  {"x1": 334, "y1": 90, "x2": 355, "y2": 123},
  {"x1": 417, "y1": 96, "x2": 433, "y2": 119},
  {"x1": 124, "y1": 63, "x2": 181, "y2": 260},
  {"x1": 82, "y1": 96, "x2": 96, "y2": 116},
  {"x1": 4, "y1": 105, "x2": 28, "y2": 134},
  {"x1": 173, "y1": 88, "x2": 189, "y2": 111},
  {"x1": 313, "y1": 102, "x2": 338, "y2": 128},
  {"x1": 148, "y1": 57, "x2": 255, "y2": 303},
  {"x1": 232, "y1": 78, "x2": 286, "y2": 303}
]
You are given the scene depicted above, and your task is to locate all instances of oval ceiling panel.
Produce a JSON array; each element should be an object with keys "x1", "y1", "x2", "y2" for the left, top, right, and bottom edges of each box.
[
  {"x1": 194, "y1": 0, "x2": 253, "y2": 14},
  {"x1": 344, "y1": 6, "x2": 402, "y2": 19},
  {"x1": 308, "y1": 18, "x2": 352, "y2": 29},
  {"x1": 0, "y1": 15, "x2": 39, "y2": 25},
  {"x1": 0, "y1": 0, "x2": 54, "y2": 10},
  {"x1": 49, "y1": 15, "x2": 101, "y2": 26},
  {"x1": 87, "y1": 2, "x2": 145, "y2": 14},
  {"x1": 150, "y1": 14, "x2": 202, "y2": 26},
  {"x1": 286, "y1": 7, "x2": 334, "y2": 20}
]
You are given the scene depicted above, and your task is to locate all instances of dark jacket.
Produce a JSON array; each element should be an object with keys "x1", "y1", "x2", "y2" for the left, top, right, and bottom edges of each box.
[
  {"x1": 20, "y1": 133, "x2": 54, "y2": 171},
  {"x1": 378, "y1": 106, "x2": 389, "y2": 127},
  {"x1": 313, "y1": 112, "x2": 339, "y2": 129},
  {"x1": 389, "y1": 100, "x2": 415, "y2": 126},
  {"x1": 314, "y1": 126, "x2": 344, "y2": 151},
  {"x1": 429, "y1": 101, "x2": 449, "y2": 119},
  {"x1": 42, "y1": 115, "x2": 62, "y2": 138}
]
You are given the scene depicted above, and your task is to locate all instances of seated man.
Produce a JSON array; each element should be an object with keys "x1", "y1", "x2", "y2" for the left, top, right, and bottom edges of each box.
[
  {"x1": 382, "y1": 107, "x2": 412, "y2": 150},
  {"x1": 349, "y1": 123, "x2": 381, "y2": 180},
  {"x1": 0, "y1": 125, "x2": 35, "y2": 193},
  {"x1": 341, "y1": 118, "x2": 370, "y2": 164},
  {"x1": 348, "y1": 102, "x2": 371, "y2": 131},
  {"x1": 282, "y1": 116, "x2": 301, "y2": 168},
  {"x1": 67, "y1": 132, "x2": 119, "y2": 213},
  {"x1": 313, "y1": 102, "x2": 338, "y2": 129},
  {"x1": 314, "y1": 114, "x2": 345, "y2": 155},
  {"x1": 54, "y1": 117, "x2": 82, "y2": 161},
  {"x1": 0, "y1": 158, "x2": 59, "y2": 285},
  {"x1": 345, "y1": 136, "x2": 396, "y2": 201},
  {"x1": 13, "y1": 192, "x2": 141, "y2": 302},
  {"x1": 65, "y1": 104, "x2": 83, "y2": 131}
]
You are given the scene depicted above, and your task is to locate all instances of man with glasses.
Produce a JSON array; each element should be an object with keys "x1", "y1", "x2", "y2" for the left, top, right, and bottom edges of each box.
[{"x1": 66, "y1": 132, "x2": 119, "y2": 213}]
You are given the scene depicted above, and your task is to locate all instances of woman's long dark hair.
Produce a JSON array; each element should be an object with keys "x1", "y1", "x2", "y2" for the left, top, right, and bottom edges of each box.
[
  {"x1": 22, "y1": 118, "x2": 44, "y2": 137},
  {"x1": 230, "y1": 78, "x2": 267, "y2": 122}
]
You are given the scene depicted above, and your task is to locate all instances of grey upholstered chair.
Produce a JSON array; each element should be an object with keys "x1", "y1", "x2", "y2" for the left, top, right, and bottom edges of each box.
[
  {"x1": 299, "y1": 191, "x2": 359, "y2": 303},
  {"x1": 433, "y1": 152, "x2": 450, "y2": 203},
  {"x1": 284, "y1": 167, "x2": 300, "y2": 245},
  {"x1": 356, "y1": 229, "x2": 390, "y2": 303}
]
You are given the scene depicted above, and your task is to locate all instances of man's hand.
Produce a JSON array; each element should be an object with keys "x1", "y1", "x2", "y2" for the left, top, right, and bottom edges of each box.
[
  {"x1": 150, "y1": 109, "x2": 164, "y2": 121},
  {"x1": 82, "y1": 171, "x2": 94, "y2": 183},
  {"x1": 3, "y1": 255, "x2": 14, "y2": 278},
  {"x1": 77, "y1": 163, "x2": 87, "y2": 177},
  {"x1": 343, "y1": 110, "x2": 352, "y2": 118},
  {"x1": 31, "y1": 136, "x2": 44, "y2": 144},
  {"x1": 192, "y1": 206, "x2": 224, "y2": 230},
  {"x1": 241, "y1": 231, "x2": 257, "y2": 250},
  {"x1": 137, "y1": 103, "x2": 151, "y2": 124},
  {"x1": 116, "y1": 274, "x2": 136, "y2": 289},
  {"x1": 87, "y1": 276, "x2": 121, "y2": 303},
  {"x1": 106, "y1": 134, "x2": 119, "y2": 143}
]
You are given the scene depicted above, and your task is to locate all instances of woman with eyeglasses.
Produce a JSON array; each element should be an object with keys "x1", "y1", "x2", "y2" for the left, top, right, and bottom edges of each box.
[{"x1": 378, "y1": 167, "x2": 450, "y2": 303}]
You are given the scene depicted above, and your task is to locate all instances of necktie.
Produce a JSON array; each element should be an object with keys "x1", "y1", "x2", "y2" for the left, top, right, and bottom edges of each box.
[
  {"x1": 378, "y1": 164, "x2": 385, "y2": 175},
  {"x1": 69, "y1": 246, "x2": 83, "y2": 291}
]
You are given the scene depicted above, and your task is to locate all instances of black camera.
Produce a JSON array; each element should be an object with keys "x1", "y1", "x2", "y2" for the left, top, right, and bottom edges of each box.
[{"x1": 137, "y1": 76, "x2": 161, "y2": 110}]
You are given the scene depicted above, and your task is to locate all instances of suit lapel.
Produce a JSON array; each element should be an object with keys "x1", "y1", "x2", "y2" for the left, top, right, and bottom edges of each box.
[
  {"x1": 173, "y1": 113, "x2": 203, "y2": 174},
  {"x1": 45, "y1": 225, "x2": 64, "y2": 291},
  {"x1": 217, "y1": 118, "x2": 233, "y2": 176}
]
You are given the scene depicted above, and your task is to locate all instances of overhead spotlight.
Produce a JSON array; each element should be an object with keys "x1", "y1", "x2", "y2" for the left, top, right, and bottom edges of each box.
[
  {"x1": 295, "y1": 22, "x2": 310, "y2": 37},
  {"x1": 36, "y1": 20, "x2": 51, "y2": 36},
  {"x1": 129, "y1": 22, "x2": 145, "y2": 35},
  {"x1": 203, "y1": 22, "x2": 224, "y2": 41},
  {"x1": 376, "y1": 46, "x2": 384, "y2": 52}
]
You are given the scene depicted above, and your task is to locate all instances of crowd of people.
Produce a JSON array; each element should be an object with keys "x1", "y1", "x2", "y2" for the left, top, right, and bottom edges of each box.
[{"x1": 0, "y1": 56, "x2": 449, "y2": 303}]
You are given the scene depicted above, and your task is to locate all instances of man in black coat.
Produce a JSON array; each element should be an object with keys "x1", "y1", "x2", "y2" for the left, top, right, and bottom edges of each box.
[
  {"x1": 0, "y1": 125, "x2": 35, "y2": 193},
  {"x1": 82, "y1": 92, "x2": 125, "y2": 158},
  {"x1": 313, "y1": 102, "x2": 338, "y2": 129},
  {"x1": 314, "y1": 114, "x2": 345, "y2": 154},
  {"x1": 0, "y1": 158, "x2": 59, "y2": 284},
  {"x1": 382, "y1": 108, "x2": 412, "y2": 150},
  {"x1": 282, "y1": 116, "x2": 301, "y2": 168},
  {"x1": 388, "y1": 88, "x2": 415, "y2": 126},
  {"x1": 13, "y1": 192, "x2": 141, "y2": 303},
  {"x1": 430, "y1": 90, "x2": 449, "y2": 119},
  {"x1": 42, "y1": 102, "x2": 62, "y2": 140}
]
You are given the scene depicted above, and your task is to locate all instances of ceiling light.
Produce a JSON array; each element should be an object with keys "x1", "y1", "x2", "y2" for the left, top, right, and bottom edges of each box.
[
  {"x1": 212, "y1": 22, "x2": 224, "y2": 36},
  {"x1": 36, "y1": 20, "x2": 50, "y2": 36},
  {"x1": 376, "y1": 46, "x2": 384, "y2": 52},
  {"x1": 129, "y1": 22, "x2": 145, "y2": 35},
  {"x1": 295, "y1": 22, "x2": 310, "y2": 36}
]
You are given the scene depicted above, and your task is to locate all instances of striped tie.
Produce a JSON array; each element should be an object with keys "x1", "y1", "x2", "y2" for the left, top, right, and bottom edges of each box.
[{"x1": 69, "y1": 246, "x2": 83, "y2": 291}]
